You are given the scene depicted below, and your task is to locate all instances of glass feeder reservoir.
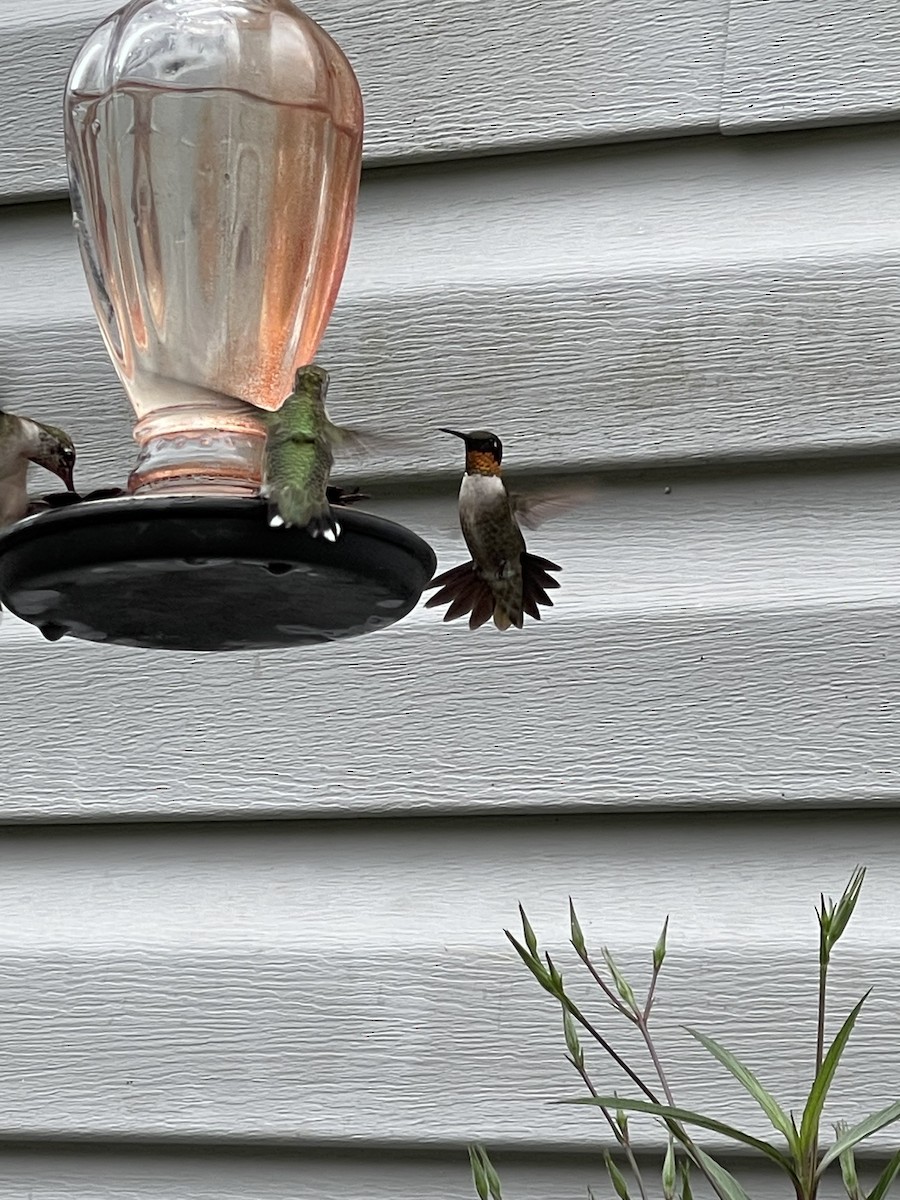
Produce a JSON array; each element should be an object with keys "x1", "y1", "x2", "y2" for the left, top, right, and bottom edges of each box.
[
  {"x1": 66, "y1": 0, "x2": 364, "y2": 495},
  {"x1": 0, "y1": 0, "x2": 435, "y2": 651}
]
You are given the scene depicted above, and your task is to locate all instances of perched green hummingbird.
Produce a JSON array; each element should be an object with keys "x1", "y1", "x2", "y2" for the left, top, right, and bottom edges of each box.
[
  {"x1": 261, "y1": 364, "x2": 362, "y2": 542},
  {"x1": 425, "y1": 428, "x2": 563, "y2": 631},
  {"x1": 0, "y1": 410, "x2": 76, "y2": 526}
]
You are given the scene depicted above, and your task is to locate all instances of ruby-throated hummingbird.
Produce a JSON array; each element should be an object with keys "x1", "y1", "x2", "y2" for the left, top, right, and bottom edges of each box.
[
  {"x1": 261, "y1": 364, "x2": 363, "y2": 542},
  {"x1": 0, "y1": 410, "x2": 76, "y2": 526},
  {"x1": 425, "y1": 428, "x2": 563, "y2": 630}
]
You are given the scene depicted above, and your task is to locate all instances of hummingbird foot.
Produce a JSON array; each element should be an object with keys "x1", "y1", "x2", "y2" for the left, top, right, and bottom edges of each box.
[
  {"x1": 265, "y1": 501, "x2": 342, "y2": 541},
  {"x1": 304, "y1": 508, "x2": 342, "y2": 542}
]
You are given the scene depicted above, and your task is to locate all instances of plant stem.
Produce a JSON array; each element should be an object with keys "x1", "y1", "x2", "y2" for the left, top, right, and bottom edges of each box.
[
  {"x1": 580, "y1": 953, "x2": 637, "y2": 1021},
  {"x1": 632, "y1": 999, "x2": 734, "y2": 1200},
  {"x1": 636, "y1": 1015, "x2": 677, "y2": 1108},
  {"x1": 643, "y1": 964, "x2": 662, "y2": 1021},
  {"x1": 568, "y1": 1054, "x2": 650, "y2": 1200},
  {"x1": 816, "y1": 926, "x2": 828, "y2": 1076},
  {"x1": 561, "y1": 995, "x2": 660, "y2": 1104}
]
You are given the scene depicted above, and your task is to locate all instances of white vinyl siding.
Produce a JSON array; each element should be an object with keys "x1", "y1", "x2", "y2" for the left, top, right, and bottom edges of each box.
[{"x1": 0, "y1": 1, "x2": 897, "y2": 1197}]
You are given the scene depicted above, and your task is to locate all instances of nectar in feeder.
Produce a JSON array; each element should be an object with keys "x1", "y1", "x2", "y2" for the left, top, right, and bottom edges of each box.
[{"x1": 63, "y1": 0, "x2": 364, "y2": 496}]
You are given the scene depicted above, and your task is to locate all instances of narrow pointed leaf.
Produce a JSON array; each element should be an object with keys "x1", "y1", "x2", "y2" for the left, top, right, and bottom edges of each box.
[
  {"x1": 680, "y1": 1161, "x2": 694, "y2": 1200},
  {"x1": 826, "y1": 867, "x2": 866, "y2": 949},
  {"x1": 691, "y1": 1147, "x2": 754, "y2": 1200},
  {"x1": 505, "y1": 931, "x2": 553, "y2": 992},
  {"x1": 653, "y1": 917, "x2": 669, "y2": 971},
  {"x1": 868, "y1": 1148, "x2": 900, "y2": 1200},
  {"x1": 570, "y1": 898, "x2": 587, "y2": 958},
  {"x1": 561, "y1": 1095, "x2": 794, "y2": 1171},
  {"x1": 519, "y1": 904, "x2": 538, "y2": 956},
  {"x1": 468, "y1": 1145, "x2": 502, "y2": 1200},
  {"x1": 686, "y1": 1026, "x2": 798, "y2": 1152},
  {"x1": 601, "y1": 946, "x2": 637, "y2": 1010},
  {"x1": 563, "y1": 1008, "x2": 584, "y2": 1066},
  {"x1": 545, "y1": 952, "x2": 564, "y2": 994},
  {"x1": 468, "y1": 1145, "x2": 490, "y2": 1200},
  {"x1": 662, "y1": 1136, "x2": 677, "y2": 1200},
  {"x1": 604, "y1": 1152, "x2": 633, "y2": 1200},
  {"x1": 800, "y1": 993, "x2": 870, "y2": 1154},
  {"x1": 818, "y1": 1102, "x2": 900, "y2": 1174},
  {"x1": 838, "y1": 1144, "x2": 864, "y2": 1200},
  {"x1": 483, "y1": 1151, "x2": 503, "y2": 1200}
]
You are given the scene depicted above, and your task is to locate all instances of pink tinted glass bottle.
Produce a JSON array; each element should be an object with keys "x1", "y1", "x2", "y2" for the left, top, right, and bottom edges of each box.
[{"x1": 64, "y1": 0, "x2": 363, "y2": 495}]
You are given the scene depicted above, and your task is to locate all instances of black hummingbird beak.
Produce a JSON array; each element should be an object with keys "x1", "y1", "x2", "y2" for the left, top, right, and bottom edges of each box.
[
  {"x1": 439, "y1": 427, "x2": 468, "y2": 441},
  {"x1": 59, "y1": 463, "x2": 76, "y2": 492}
]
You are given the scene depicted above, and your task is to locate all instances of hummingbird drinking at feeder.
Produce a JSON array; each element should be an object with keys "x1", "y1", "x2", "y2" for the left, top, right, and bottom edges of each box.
[
  {"x1": 0, "y1": 410, "x2": 76, "y2": 526},
  {"x1": 261, "y1": 364, "x2": 364, "y2": 542},
  {"x1": 425, "y1": 427, "x2": 564, "y2": 631}
]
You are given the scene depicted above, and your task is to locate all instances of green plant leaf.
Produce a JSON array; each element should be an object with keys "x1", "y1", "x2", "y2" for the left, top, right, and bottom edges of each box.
[
  {"x1": 818, "y1": 1102, "x2": 900, "y2": 1174},
  {"x1": 570, "y1": 898, "x2": 586, "y2": 958},
  {"x1": 686, "y1": 1027, "x2": 798, "y2": 1153},
  {"x1": 867, "y1": 1148, "x2": 900, "y2": 1200},
  {"x1": 505, "y1": 931, "x2": 554, "y2": 993},
  {"x1": 825, "y1": 868, "x2": 866, "y2": 951},
  {"x1": 545, "y1": 952, "x2": 564, "y2": 994},
  {"x1": 518, "y1": 904, "x2": 538, "y2": 956},
  {"x1": 483, "y1": 1151, "x2": 503, "y2": 1200},
  {"x1": 838, "y1": 1146, "x2": 864, "y2": 1200},
  {"x1": 680, "y1": 1161, "x2": 693, "y2": 1200},
  {"x1": 563, "y1": 1007, "x2": 584, "y2": 1067},
  {"x1": 601, "y1": 946, "x2": 637, "y2": 1010},
  {"x1": 690, "y1": 1147, "x2": 754, "y2": 1200},
  {"x1": 561, "y1": 1095, "x2": 794, "y2": 1171},
  {"x1": 604, "y1": 1152, "x2": 633, "y2": 1200},
  {"x1": 653, "y1": 917, "x2": 669, "y2": 971},
  {"x1": 467, "y1": 1145, "x2": 502, "y2": 1200},
  {"x1": 800, "y1": 992, "x2": 870, "y2": 1156},
  {"x1": 662, "y1": 1135, "x2": 677, "y2": 1200},
  {"x1": 468, "y1": 1145, "x2": 490, "y2": 1200}
]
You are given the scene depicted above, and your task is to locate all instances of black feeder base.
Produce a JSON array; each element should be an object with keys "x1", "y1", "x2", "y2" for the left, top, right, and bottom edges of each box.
[{"x1": 0, "y1": 497, "x2": 436, "y2": 651}]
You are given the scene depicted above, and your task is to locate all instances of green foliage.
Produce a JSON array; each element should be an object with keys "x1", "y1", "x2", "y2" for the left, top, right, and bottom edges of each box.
[{"x1": 470, "y1": 868, "x2": 899, "y2": 1200}]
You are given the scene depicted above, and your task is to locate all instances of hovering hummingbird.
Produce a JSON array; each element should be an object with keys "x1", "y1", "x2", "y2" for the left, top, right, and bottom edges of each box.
[
  {"x1": 261, "y1": 364, "x2": 363, "y2": 542},
  {"x1": 425, "y1": 427, "x2": 563, "y2": 631},
  {"x1": 0, "y1": 410, "x2": 76, "y2": 526}
]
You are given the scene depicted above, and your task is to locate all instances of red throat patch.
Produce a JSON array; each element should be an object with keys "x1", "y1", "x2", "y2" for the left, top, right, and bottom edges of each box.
[{"x1": 466, "y1": 450, "x2": 501, "y2": 476}]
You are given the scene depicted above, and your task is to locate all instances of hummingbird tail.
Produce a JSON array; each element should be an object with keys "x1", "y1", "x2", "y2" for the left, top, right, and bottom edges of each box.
[
  {"x1": 426, "y1": 553, "x2": 562, "y2": 631},
  {"x1": 497, "y1": 552, "x2": 562, "y2": 629},
  {"x1": 424, "y1": 561, "x2": 495, "y2": 629}
]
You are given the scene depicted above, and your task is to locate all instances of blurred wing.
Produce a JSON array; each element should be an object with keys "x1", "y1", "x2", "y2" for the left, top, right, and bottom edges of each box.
[
  {"x1": 512, "y1": 486, "x2": 596, "y2": 530},
  {"x1": 327, "y1": 423, "x2": 411, "y2": 458}
]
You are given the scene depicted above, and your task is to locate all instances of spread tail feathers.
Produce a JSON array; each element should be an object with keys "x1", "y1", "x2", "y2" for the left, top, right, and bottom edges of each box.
[{"x1": 425, "y1": 552, "x2": 562, "y2": 631}]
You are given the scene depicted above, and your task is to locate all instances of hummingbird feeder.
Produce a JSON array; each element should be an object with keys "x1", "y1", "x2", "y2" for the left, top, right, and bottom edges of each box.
[{"x1": 0, "y1": 0, "x2": 434, "y2": 652}]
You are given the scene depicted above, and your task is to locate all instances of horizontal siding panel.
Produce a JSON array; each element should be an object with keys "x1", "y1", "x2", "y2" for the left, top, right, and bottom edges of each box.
[
  {"x1": 2, "y1": 468, "x2": 900, "y2": 818},
  {"x1": 0, "y1": 817, "x2": 893, "y2": 1146},
  {"x1": 4, "y1": 129, "x2": 900, "y2": 481},
  {"x1": 722, "y1": 1, "x2": 900, "y2": 133},
  {"x1": 0, "y1": 1151, "x2": 861, "y2": 1199},
  {"x1": 0, "y1": 0, "x2": 727, "y2": 202}
]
